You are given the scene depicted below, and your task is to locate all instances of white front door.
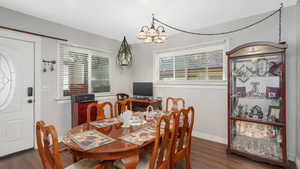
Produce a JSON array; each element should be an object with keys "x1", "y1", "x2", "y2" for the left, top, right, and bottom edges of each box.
[{"x1": 0, "y1": 35, "x2": 35, "y2": 156}]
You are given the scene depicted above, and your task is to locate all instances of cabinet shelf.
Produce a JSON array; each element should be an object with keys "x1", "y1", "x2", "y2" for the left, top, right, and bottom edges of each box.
[
  {"x1": 230, "y1": 117, "x2": 285, "y2": 127},
  {"x1": 233, "y1": 74, "x2": 279, "y2": 79},
  {"x1": 228, "y1": 149, "x2": 284, "y2": 166},
  {"x1": 231, "y1": 95, "x2": 280, "y2": 100}
]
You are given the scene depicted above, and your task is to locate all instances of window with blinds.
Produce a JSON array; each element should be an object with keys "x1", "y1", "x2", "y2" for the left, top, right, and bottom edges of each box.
[
  {"x1": 58, "y1": 44, "x2": 111, "y2": 97},
  {"x1": 158, "y1": 47, "x2": 225, "y2": 81}
]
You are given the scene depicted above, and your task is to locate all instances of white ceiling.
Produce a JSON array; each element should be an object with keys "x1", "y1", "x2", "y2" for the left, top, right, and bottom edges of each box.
[{"x1": 0, "y1": 0, "x2": 297, "y2": 44}]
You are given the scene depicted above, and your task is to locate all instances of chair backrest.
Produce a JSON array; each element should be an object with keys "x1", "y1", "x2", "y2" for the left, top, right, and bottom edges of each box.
[
  {"x1": 36, "y1": 121, "x2": 64, "y2": 169},
  {"x1": 166, "y1": 97, "x2": 185, "y2": 112},
  {"x1": 171, "y1": 106, "x2": 195, "y2": 163},
  {"x1": 116, "y1": 93, "x2": 129, "y2": 100},
  {"x1": 114, "y1": 99, "x2": 132, "y2": 116},
  {"x1": 87, "y1": 103, "x2": 101, "y2": 122},
  {"x1": 98, "y1": 101, "x2": 114, "y2": 118},
  {"x1": 87, "y1": 102, "x2": 114, "y2": 122},
  {"x1": 175, "y1": 98, "x2": 185, "y2": 110},
  {"x1": 149, "y1": 111, "x2": 176, "y2": 169}
]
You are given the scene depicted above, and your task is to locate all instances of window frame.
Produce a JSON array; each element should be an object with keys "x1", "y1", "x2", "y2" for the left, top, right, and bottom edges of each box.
[
  {"x1": 153, "y1": 40, "x2": 229, "y2": 86},
  {"x1": 56, "y1": 42, "x2": 113, "y2": 100}
]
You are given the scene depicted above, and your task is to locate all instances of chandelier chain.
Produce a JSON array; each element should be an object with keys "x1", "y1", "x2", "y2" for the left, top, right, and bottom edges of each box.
[
  {"x1": 153, "y1": 6, "x2": 282, "y2": 37},
  {"x1": 279, "y1": 3, "x2": 283, "y2": 42}
]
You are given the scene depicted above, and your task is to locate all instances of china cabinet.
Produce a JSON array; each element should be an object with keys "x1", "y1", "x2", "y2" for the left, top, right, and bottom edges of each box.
[{"x1": 226, "y1": 42, "x2": 288, "y2": 167}]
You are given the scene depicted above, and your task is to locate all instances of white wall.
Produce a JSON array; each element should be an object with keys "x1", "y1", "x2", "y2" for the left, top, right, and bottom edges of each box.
[
  {"x1": 132, "y1": 5, "x2": 298, "y2": 160},
  {"x1": 0, "y1": 7, "x2": 133, "y2": 137}
]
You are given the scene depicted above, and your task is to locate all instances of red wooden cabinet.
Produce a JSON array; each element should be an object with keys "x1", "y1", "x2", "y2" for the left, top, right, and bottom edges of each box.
[
  {"x1": 226, "y1": 42, "x2": 288, "y2": 168},
  {"x1": 71, "y1": 94, "x2": 97, "y2": 127}
]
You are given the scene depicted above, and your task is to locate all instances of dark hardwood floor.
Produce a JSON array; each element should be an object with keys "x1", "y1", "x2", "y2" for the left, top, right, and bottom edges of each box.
[{"x1": 0, "y1": 137, "x2": 296, "y2": 169}]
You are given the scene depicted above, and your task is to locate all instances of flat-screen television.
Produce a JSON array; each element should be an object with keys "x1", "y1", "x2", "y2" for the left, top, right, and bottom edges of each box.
[{"x1": 133, "y1": 82, "x2": 153, "y2": 97}]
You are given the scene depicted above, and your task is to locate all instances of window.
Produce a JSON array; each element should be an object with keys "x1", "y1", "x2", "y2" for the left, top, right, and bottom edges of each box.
[
  {"x1": 58, "y1": 44, "x2": 111, "y2": 97},
  {"x1": 155, "y1": 41, "x2": 227, "y2": 83}
]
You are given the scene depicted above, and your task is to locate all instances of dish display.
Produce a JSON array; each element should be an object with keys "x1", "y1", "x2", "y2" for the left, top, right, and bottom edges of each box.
[{"x1": 227, "y1": 42, "x2": 287, "y2": 167}]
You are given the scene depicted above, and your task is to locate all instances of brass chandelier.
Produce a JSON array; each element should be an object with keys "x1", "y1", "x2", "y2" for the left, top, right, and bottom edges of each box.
[{"x1": 137, "y1": 14, "x2": 167, "y2": 43}]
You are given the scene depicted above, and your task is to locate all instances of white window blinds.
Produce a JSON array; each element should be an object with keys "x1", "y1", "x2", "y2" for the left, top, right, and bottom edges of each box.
[
  {"x1": 58, "y1": 44, "x2": 111, "y2": 97},
  {"x1": 159, "y1": 50, "x2": 224, "y2": 81}
]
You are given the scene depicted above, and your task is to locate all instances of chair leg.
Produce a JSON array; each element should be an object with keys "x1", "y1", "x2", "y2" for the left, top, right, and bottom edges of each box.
[
  {"x1": 185, "y1": 153, "x2": 191, "y2": 169},
  {"x1": 71, "y1": 151, "x2": 79, "y2": 162}
]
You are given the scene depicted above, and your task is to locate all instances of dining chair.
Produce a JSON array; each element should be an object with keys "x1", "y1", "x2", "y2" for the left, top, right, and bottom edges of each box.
[
  {"x1": 114, "y1": 111, "x2": 177, "y2": 169},
  {"x1": 166, "y1": 97, "x2": 185, "y2": 112},
  {"x1": 116, "y1": 93, "x2": 129, "y2": 100},
  {"x1": 87, "y1": 102, "x2": 115, "y2": 122},
  {"x1": 171, "y1": 106, "x2": 195, "y2": 169},
  {"x1": 87, "y1": 103, "x2": 103, "y2": 122},
  {"x1": 114, "y1": 99, "x2": 132, "y2": 116},
  {"x1": 98, "y1": 101, "x2": 114, "y2": 118},
  {"x1": 36, "y1": 121, "x2": 106, "y2": 169}
]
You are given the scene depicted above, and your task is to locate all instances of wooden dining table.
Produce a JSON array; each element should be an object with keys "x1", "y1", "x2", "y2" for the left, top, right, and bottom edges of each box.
[{"x1": 63, "y1": 120, "x2": 156, "y2": 169}]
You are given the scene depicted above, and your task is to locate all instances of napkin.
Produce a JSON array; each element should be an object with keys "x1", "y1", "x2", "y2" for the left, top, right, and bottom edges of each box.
[{"x1": 120, "y1": 110, "x2": 133, "y2": 127}]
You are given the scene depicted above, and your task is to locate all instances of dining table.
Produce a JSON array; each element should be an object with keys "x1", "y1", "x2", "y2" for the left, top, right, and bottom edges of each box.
[{"x1": 63, "y1": 116, "x2": 158, "y2": 169}]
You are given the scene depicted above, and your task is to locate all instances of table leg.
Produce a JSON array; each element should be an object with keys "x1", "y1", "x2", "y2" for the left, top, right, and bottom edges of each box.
[{"x1": 120, "y1": 153, "x2": 139, "y2": 169}]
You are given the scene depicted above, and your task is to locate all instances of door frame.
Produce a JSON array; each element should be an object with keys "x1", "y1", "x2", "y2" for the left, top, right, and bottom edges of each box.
[{"x1": 0, "y1": 29, "x2": 42, "y2": 148}]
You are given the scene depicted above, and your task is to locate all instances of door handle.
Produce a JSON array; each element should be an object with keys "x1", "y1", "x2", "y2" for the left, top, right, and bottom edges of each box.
[
  {"x1": 27, "y1": 87, "x2": 33, "y2": 97},
  {"x1": 28, "y1": 99, "x2": 33, "y2": 103}
]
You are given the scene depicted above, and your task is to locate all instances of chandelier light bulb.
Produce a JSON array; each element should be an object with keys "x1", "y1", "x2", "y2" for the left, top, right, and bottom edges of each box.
[
  {"x1": 159, "y1": 30, "x2": 167, "y2": 40},
  {"x1": 148, "y1": 28, "x2": 157, "y2": 37},
  {"x1": 138, "y1": 30, "x2": 147, "y2": 40},
  {"x1": 144, "y1": 36, "x2": 152, "y2": 43},
  {"x1": 154, "y1": 36, "x2": 163, "y2": 43}
]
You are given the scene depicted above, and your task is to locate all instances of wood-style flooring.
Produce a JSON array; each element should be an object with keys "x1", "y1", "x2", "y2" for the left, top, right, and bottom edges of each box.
[{"x1": 0, "y1": 137, "x2": 296, "y2": 169}]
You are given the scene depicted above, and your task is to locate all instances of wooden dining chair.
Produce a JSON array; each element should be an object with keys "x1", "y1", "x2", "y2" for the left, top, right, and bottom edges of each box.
[
  {"x1": 171, "y1": 106, "x2": 195, "y2": 169},
  {"x1": 87, "y1": 102, "x2": 115, "y2": 122},
  {"x1": 175, "y1": 98, "x2": 185, "y2": 110},
  {"x1": 114, "y1": 99, "x2": 132, "y2": 116},
  {"x1": 36, "y1": 121, "x2": 106, "y2": 169},
  {"x1": 87, "y1": 103, "x2": 101, "y2": 122},
  {"x1": 98, "y1": 101, "x2": 114, "y2": 118},
  {"x1": 166, "y1": 97, "x2": 185, "y2": 112},
  {"x1": 116, "y1": 93, "x2": 129, "y2": 100},
  {"x1": 114, "y1": 111, "x2": 177, "y2": 169}
]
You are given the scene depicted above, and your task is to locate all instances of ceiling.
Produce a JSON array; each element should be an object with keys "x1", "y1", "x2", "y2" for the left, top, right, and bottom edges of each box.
[{"x1": 0, "y1": 0, "x2": 297, "y2": 44}]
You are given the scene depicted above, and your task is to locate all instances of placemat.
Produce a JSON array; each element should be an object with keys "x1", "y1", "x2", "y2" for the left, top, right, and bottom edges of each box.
[
  {"x1": 89, "y1": 118, "x2": 121, "y2": 128},
  {"x1": 119, "y1": 127, "x2": 156, "y2": 145},
  {"x1": 70, "y1": 129, "x2": 115, "y2": 150}
]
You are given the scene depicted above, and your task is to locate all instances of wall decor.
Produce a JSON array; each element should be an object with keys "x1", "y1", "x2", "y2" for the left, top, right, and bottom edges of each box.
[
  {"x1": 236, "y1": 87, "x2": 246, "y2": 97},
  {"x1": 268, "y1": 61, "x2": 282, "y2": 76},
  {"x1": 248, "y1": 105, "x2": 264, "y2": 120},
  {"x1": 234, "y1": 64, "x2": 251, "y2": 83},
  {"x1": 256, "y1": 58, "x2": 269, "y2": 76},
  {"x1": 117, "y1": 36, "x2": 133, "y2": 67},
  {"x1": 227, "y1": 42, "x2": 288, "y2": 167},
  {"x1": 248, "y1": 82, "x2": 264, "y2": 97},
  {"x1": 42, "y1": 59, "x2": 56, "y2": 72},
  {"x1": 268, "y1": 106, "x2": 281, "y2": 122},
  {"x1": 266, "y1": 87, "x2": 280, "y2": 99}
]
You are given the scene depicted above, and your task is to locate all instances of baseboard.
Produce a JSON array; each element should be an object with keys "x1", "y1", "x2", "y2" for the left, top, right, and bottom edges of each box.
[
  {"x1": 296, "y1": 158, "x2": 300, "y2": 169},
  {"x1": 192, "y1": 131, "x2": 227, "y2": 144}
]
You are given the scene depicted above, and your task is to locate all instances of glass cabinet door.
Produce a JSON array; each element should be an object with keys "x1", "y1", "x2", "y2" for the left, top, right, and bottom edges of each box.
[
  {"x1": 229, "y1": 54, "x2": 284, "y2": 161},
  {"x1": 230, "y1": 55, "x2": 282, "y2": 123},
  {"x1": 231, "y1": 120, "x2": 283, "y2": 160}
]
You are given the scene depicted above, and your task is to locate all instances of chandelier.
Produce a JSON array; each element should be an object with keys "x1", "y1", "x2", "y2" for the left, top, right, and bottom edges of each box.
[
  {"x1": 137, "y1": 14, "x2": 167, "y2": 43},
  {"x1": 138, "y1": 4, "x2": 283, "y2": 43}
]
